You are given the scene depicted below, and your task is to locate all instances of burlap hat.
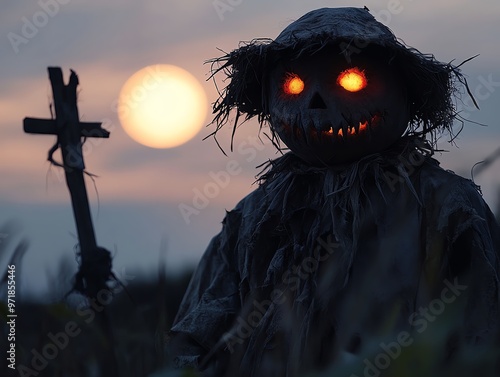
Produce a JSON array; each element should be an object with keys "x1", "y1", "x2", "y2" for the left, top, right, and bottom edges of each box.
[{"x1": 209, "y1": 7, "x2": 470, "y2": 145}]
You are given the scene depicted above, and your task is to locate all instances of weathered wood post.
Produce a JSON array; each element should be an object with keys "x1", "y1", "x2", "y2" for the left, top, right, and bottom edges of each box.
[
  {"x1": 24, "y1": 67, "x2": 108, "y2": 257},
  {"x1": 24, "y1": 67, "x2": 118, "y2": 376}
]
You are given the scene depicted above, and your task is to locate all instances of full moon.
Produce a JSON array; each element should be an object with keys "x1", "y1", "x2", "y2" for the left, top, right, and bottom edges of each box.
[{"x1": 117, "y1": 64, "x2": 208, "y2": 148}]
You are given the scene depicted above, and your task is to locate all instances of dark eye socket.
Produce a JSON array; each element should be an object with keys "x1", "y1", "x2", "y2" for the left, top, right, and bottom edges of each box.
[{"x1": 283, "y1": 73, "x2": 305, "y2": 95}]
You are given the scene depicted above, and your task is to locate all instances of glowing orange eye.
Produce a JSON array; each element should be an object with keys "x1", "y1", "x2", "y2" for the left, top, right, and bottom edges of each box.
[
  {"x1": 283, "y1": 74, "x2": 305, "y2": 95},
  {"x1": 337, "y1": 67, "x2": 367, "y2": 92}
]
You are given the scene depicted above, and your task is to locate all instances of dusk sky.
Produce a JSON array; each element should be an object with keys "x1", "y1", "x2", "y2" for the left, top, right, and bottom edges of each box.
[{"x1": 1, "y1": 0, "x2": 499, "y2": 298}]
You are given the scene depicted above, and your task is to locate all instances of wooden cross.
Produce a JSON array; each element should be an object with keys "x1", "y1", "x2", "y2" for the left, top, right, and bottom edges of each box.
[
  {"x1": 23, "y1": 67, "x2": 109, "y2": 266},
  {"x1": 24, "y1": 67, "x2": 118, "y2": 376}
]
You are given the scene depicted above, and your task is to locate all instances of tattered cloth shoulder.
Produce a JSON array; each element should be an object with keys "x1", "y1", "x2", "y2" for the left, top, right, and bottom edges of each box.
[
  {"x1": 169, "y1": 137, "x2": 500, "y2": 375},
  {"x1": 250, "y1": 136, "x2": 498, "y2": 288}
]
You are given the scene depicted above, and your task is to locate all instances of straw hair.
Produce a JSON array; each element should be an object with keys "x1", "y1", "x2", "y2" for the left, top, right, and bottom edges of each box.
[{"x1": 207, "y1": 7, "x2": 473, "y2": 151}]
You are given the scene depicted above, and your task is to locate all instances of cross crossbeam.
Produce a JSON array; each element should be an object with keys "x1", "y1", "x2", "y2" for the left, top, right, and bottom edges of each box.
[
  {"x1": 23, "y1": 67, "x2": 109, "y2": 276},
  {"x1": 24, "y1": 118, "x2": 109, "y2": 138}
]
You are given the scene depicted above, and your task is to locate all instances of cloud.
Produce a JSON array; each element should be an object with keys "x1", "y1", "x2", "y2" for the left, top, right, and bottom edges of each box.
[{"x1": 1, "y1": 1, "x2": 499, "y2": 296}]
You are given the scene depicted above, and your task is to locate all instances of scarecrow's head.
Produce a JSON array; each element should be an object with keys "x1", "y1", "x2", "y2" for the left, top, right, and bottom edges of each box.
[
  {"x1": 210, "y1": 7, "x2": 462, "y2": 165},
  {"x1": 267, "y1": 43, "x2": 411, "y2": 164}
]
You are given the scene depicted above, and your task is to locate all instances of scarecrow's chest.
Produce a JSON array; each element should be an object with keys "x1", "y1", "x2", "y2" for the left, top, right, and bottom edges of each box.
[{"x1": 237, "y1": 168, "x2": 424, "y2": 319}]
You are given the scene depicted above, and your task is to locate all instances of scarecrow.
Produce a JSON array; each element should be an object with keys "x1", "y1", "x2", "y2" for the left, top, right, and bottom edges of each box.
[{"x1": 168, "y1": 7, "x2": 500, "y2": 376}]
